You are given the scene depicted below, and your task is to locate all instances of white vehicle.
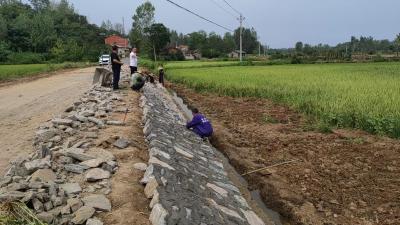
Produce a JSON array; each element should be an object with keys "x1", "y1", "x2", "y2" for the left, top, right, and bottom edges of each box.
[{"x1": 98, "y1": 54, "x2": 110, "y2": 66}]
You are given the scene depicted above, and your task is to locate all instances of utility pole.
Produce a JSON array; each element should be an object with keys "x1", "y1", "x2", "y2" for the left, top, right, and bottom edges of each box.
[
  {"x1": 239, "y1": 14, "x2": 244, "y2": 62},
  {"x1": 259, "y1": 42, "x2": 261, "y2": 57}
]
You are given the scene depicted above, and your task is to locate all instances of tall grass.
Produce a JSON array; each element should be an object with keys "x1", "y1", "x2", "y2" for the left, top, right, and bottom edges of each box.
[{"x1": 168, "y1": 62, "x2": 400, "y2": 138}]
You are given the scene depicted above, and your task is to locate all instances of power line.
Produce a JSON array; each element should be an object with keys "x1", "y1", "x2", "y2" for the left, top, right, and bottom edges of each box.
[
  {"x1": 165, "y1": 0, "x2": 233, "y2": 32},
  {"x1": 208, "y1": 0, "x2": 237, "y2": 19},
  {"x1": 221, "y1": 0, "x2": 241, "y2": 15}
]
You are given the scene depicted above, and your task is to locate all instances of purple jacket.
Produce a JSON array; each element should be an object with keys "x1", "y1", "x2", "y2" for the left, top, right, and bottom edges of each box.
[{"x1": 186, "y1": 113, "x2": 213, "y2": 137}]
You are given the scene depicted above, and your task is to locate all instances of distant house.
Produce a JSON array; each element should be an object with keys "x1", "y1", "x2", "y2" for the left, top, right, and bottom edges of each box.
[
  {"x1": 177, "y1": 45, "x2": 201, "y2": 60},
  {"x1": 105, "y1": 35, "x2": 130, "y2": 57},
  {"x1": 165, "y1": 47, "x2": 182, "y2": 56},
  {"x1": 192, "y1": 50, "x2": 202, "y2": 60},
  {"x1": 228, "y1": 50, "x2": 246, "y2": 58},
  {"x1": 177, "y1": 45, "x2": 189, "y2": 55}
]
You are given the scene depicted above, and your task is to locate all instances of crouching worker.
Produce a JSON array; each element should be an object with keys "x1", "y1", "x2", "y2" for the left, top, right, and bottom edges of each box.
[
  {"x1": 186, "y1": 108, "x2": 213, "y2": 138},
  {"x1": 130, "y1": 72, "x2": 146, "y2": 91}
]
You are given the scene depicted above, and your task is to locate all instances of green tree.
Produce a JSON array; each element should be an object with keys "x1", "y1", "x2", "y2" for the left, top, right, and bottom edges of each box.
[
  {"x1": 187, "y1": 31, "x2": 207, "y2": 50},
  {"x1": 169, "y1": 29, "x2": 179, "y2": 46},
  {"x1": 113, "y1": 23, "x2": 124, "y2": 35},
  {"x1": 202, "y1": 32, "x2": 224, "y2": 58},
  {"x1": 29, "y1": 0, "x2": 49, "y2": 11},
  {"x1": 53, "y1": 0, "x2": 74, "y2": 15},
  {"x1": 9, "y1": 13, "x2": 32, "y2": 51},
  {"x1": 50, "y1": 39, "x2": 83, "y2": 62},
  {"x1": 395, "y1": 33, "x2": 400, "y2": 57},
  {"x1": 234, "y1": 27, "x2": 258, "y2": 53},
  {"x1": 0, "y1": 41, "x2": 11, "y2": 61},
  {"x1": 30, "y1": 12, "x2": 56, "y2": 52},
  {"x1": 145, "y1": 23, "x2": 169, "y2": 61},
  {"x1": 0, "y1": 0, "x2": 108, "y2": 63},
  {"x1": 101, "y1": 20, "x2": 113, "y2": 31},
  {"x1": 0, "y1": 15, "x2": 7, "y2": 40},
  {"x1": 223, "y1": 32, "x2": 236, "y2": 53},
  {"x1": 303, "y1": 44, "x2": 315, "y2": 56},
  {"x1": 295, "y1": 41, "x2": 303, "y2": 53},
  {"x1": 129, "y1": 1, "x2": 155, "y2": 49}
]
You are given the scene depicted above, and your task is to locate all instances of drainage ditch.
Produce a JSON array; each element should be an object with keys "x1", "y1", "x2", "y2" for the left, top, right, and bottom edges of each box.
[{"x1": 170, "y1": 90, "x2": 283, "y2": 225}]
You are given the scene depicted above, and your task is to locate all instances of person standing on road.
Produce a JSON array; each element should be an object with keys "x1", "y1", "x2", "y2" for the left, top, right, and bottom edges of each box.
[
  {"x1": 111, "y1": 45, "x2": 123, "y2": 90},
  {"x1": 158, "y1": 65, "x2": 165, "y2": 86},
  {"x1": 130, "y1": 48, "x2": 138, "y2": 75},
  {"x1": 186, "y1": 108, "x2": 213, "y2": 139}
]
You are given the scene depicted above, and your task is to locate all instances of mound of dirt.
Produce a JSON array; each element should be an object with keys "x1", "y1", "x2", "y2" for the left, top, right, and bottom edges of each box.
[{"x1": 171, "y1": 83, "x2": 400, "y2": 225}]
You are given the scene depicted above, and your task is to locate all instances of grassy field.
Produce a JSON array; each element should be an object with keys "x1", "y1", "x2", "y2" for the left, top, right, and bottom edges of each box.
[
  {"x1": 0, "y1": 62, "x2": 92, "y2": 81},
  {"x1": 168, "y1": 62, "x2": 400, "y2": 138}
]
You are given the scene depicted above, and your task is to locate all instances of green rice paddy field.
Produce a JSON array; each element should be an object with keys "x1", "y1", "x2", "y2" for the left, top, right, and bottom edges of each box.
[{"x1": 167, "y1": 62, "x2": 400, "y2": 138}]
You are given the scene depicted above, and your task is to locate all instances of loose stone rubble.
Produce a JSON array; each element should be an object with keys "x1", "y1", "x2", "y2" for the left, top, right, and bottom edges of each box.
[
  {"x1": 141, "y1": 83, "x2": 266, "y2": 225},
  {"x1": 0, "y1": 85, "x2": 128, "y2": 224}
]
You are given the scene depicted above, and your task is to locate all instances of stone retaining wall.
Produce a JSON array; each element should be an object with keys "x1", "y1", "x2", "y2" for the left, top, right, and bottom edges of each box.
[{"x1": 140, "y1": 83, "x2": 265, "y2": 225}]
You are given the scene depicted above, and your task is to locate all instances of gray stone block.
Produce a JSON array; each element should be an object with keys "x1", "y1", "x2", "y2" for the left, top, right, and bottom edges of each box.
[
  {"x1": 82, "y1": 194, "x2": 111, "y2": 212},
  {"x1": 60, "y1": 183, "x2": 82, "y2": 195},
  {"x1": 71, "y1": 206, "x2": 95, "y2": 224},
  {"x1": 85, "y1": 168, "x2": 110, "y2": 182},
  {"x1": 64, "y1": 164, "x2": 89, "y2": 174}
]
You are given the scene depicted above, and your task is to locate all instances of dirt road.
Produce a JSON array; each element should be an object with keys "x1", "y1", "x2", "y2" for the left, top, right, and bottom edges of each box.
[{"x1": 0, "y1": 67, "x2": 95, "y2": 175}]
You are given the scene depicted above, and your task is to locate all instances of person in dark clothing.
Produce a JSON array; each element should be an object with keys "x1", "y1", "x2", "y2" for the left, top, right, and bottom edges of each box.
[
  {"x1": 186, "y1": 108, "x2": 213, "y2": 138},
  {"x1": 158, "y1": 65, "x2": 165, "y2": 86},
  {"x1": 111, "y1": 45, "x2": 123, "y2": 90}
]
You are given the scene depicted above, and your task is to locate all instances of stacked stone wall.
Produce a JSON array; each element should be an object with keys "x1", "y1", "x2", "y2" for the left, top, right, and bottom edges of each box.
[{"x1": 141, "y1": 84, "x2": 265, "y2": 225}]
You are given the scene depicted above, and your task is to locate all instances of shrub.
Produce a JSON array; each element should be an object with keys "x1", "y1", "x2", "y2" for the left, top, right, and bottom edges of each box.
[
  {"x1": 139, "y1": 58, "x2": 156, "y2": 70},
  {"x1": 50, "y1": 39, "x2": 84, "y2": 62},
  {"x1": 290, "y1": 55, "x2": 303, "y2": 64},
  {"x1": 372, "y1": 54, "x2": 386, "y2": 62},
  {"x1": 0, "y1": 41, "x2": 11, "y2": 62},
  {"x1": 7, "y1": 52, "x2": 45, "y2": 64},
  {"x1": 161, "y1": 49, "x2": 185, "y2": 61}
]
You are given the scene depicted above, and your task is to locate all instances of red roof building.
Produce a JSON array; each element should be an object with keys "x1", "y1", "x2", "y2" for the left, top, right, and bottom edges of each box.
[{"x1": 105, "y1": 35, "x2": 129, "y2": 48}]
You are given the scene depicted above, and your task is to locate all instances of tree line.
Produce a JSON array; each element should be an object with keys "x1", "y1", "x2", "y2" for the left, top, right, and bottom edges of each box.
[
  {"x1": 129, "y1": 1, "x2": 263, "y2": 61},
  {"x1": 169, "y1": 27, "x2": 263, "y2": 58},
  {"x1": 0, "y1": 0, "x2": 118, "y2": 64},
  {"x1": 270, "y1": 35, "x2": 400, "y2": 63}
]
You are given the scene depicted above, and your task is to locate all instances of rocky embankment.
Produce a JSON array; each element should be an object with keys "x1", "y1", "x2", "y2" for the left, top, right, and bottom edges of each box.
[
  {"x1": 0, "y1": 79, "x2": 270, "y2": 225},
  {"x1": 0, "y1": 85, "x2": 131, "y2": 225},
  {"x1": 140, "y1": 83, "x2": 266, "y2": 225}
]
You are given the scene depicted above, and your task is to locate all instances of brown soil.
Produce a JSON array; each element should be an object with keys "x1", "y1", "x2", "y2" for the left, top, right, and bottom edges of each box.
[
  {"x1": 96, "y1": 88, "x2": 151, "y2": 225},
  {"x1": 171, "y1": 83, "x2": 400, "y2": 225}
]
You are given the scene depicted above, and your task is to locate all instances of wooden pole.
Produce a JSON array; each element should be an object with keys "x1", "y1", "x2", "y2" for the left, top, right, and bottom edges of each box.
[{"x1": 241, "y1": 159, "x2": 300, "y2": 176}]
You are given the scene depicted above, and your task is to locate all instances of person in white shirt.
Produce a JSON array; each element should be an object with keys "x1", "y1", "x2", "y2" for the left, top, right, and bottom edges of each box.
[{"x1": 129, "y1": 48, "x2": 138, "y2": 74}]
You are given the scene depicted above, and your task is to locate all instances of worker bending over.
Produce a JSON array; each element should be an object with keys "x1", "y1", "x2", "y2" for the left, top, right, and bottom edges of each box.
[
  {"x1": 186, "y1": 108, "x2": 213, "y2": 138},
  {"x1": 130, "y1": 72, "x2": 146, "y2": 91}
]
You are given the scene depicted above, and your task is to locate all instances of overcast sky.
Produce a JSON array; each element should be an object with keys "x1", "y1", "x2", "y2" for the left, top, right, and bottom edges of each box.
[{"x1": 68, "y1": 0, "x2": 400, "y2": 48}]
